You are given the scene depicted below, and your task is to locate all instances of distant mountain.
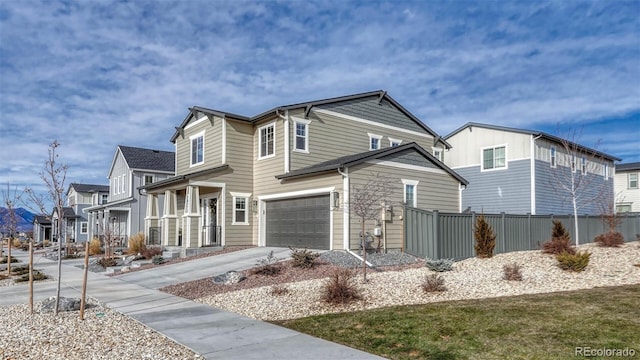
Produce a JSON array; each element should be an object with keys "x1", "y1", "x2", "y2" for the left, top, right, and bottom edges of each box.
[{"x1": 0, "y1": 207, "x2": 36, "y2": 233}]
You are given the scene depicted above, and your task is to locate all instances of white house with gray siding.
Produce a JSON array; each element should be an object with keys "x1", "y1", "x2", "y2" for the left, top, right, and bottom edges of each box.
[
  {"x1": 142, "y1": 90, "x2": 467, "y2": 252},
  {"x1": 615, "y1": 162, "x2": 640, "y2": 213},
  {"x1": 85, "y1": 145, "x2": 174, "y2": 246},
  {"x1": 62, "y1": 183, "x2": 110, "y2": 243},
  {"x1": 444, "y1": 122, "x2": 619, "y2": 215}
]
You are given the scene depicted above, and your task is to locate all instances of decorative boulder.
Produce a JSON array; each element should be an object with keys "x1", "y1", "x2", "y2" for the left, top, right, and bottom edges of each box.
[
  {"x1": 212, "y1": 270, "x2": 246, "y2": 285},
  {"x1": 40, "y1": 296, "x2": 82, "y2": 312}
]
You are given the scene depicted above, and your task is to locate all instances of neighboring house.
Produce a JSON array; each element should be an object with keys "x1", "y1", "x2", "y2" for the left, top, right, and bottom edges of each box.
[
  {"x1": 85, "y1": 145, "x2": 175, "y2": 246},
  {"x1": 614, "y1": 162, "x2": 640, "y2": 213},
  {"x1": 142, "y1": 90, "x2": 466, "y2": 252},
  {"x1": 444, "y1": 122, "x2": 619, "y2": 215},
  {"x1": 51, "y1": 206, "x2": 79, "y2": 243},
  {"x1": 55, "y1": 183, "x2": 110, "y2": 243},
  {"x1": 32, "y1": 215, "x2": 51, "y2": 243}
]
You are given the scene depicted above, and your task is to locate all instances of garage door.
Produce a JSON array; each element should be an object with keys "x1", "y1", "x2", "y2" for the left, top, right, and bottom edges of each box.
[{"x1": 266, "y1": 195, "x2": 330, "y2": 249}]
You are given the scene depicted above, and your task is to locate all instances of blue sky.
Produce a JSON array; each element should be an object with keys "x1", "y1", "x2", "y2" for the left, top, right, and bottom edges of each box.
[{"x1": 1, "y1": 0, "x2": 639, "y2": 209}]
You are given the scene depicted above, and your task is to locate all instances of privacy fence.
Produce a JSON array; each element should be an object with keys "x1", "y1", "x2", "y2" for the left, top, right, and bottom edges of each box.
[{"x1": 404, "y1": 207, "x2": 640, "y2": 260}]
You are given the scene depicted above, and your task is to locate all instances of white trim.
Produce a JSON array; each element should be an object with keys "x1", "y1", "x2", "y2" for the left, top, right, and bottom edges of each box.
[
  {"x1": 315, "y1": 108, "x2": 432, "y2": 138},
  {"x1": 366, "y1": 160, "x2": 447, "y2": 175},
  {"x1": 368, "y1": 133, "x2": 383, "y2": 150},
  {"x1": 459, "y1": 184, "x2": 465, "y2": 212},
  {"x1": 389, "y1": 138, "x2": 402, "y2": 147},
  {"x1": 284, "y1": 114, "x2": 290, "y2": 172},
  {"x1": 401, "y1": 179, "x2": 419, "y2": 207},
  {"x1": 530, "y1": 135, "x2": 537, "y2": 214},
  {"x1": 231, "y1": 192, "x2": 251, "y2": 226},
  {"x1": 342, "y1": 169, "x2": 350, "y2": 250},
  {"x1": 293, "y1": 117, "x2": 311, "y2": 154},
  {"x1": 258, "y1": 122, "x2": 276, "y2": 160},
  {"x1": 480, "y1": 144, "x2": 508, "y2": 172},
  {"x1": 80, "y1": 222, "x2": 88, "y2": 234},
  {"x1": 184, "y1": 114, "x2": 207, "y2": 130},
  {"x1": 258, "y1": 187, "x2": 335, "y2": 201},
  {"x1": 550, "y1": 146, "x2": 557, "y2": 168},
  {"x1": 189, "y1": 131, "x2": 205, "y2": 167},
  {"x1": 431, "y1": 147, "x2": 443, "y2": 162},
  {"x1": 221, "y1": 118, "x2": 227, "y2": 164}
]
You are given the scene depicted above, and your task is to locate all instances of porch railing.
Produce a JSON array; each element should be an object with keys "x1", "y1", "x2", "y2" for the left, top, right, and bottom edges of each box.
[
  {"x1": 147, "y1": 226, "x2": 162, "y2": 246},
  {"x1": 202, "y1": 225, "x2": 221, "y2": 247}
]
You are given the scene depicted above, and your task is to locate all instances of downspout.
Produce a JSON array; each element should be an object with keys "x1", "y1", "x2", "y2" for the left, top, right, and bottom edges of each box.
[
  {"x1": 337, "y1": 165, "x2": 373, "y2": 266},
  {"x1": 530, "y1": 134, "x2": 543, "y2": 214}
]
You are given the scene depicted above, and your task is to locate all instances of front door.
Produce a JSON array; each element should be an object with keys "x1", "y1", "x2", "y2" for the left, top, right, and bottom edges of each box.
[{"x1": 202, "y1": 197, "x2": 219, "y2": 246}]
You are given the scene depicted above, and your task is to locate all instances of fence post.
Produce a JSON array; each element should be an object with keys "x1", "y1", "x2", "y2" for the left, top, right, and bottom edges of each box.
[
  {"x1": 433, "y1": 210, "x2": 439, "y2": 259},
  {"x1": 527, "y1": 213, "x2": 532, "y2": 250},
  {"x1": 500, "y1": 212, "x2": 506, "y2": 254},
  {"x1": 471, "y1": 211, "x2": 476, "y2": 256}
]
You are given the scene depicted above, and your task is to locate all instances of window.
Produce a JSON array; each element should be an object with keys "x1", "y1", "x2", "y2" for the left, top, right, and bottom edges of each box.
[
  {"x1": 389, "y1": 138, "x2": 402, "y2": 148},
  {"x1": 190, "y1": 132, "x2": 204, "y2": 166},
  {"x1": 101, "y1": 194, "x2": 108, "y2": 205},
  {"x1": 259, "y1": 123, "x2": 275, "y2": 159},
  {"x1": 550, "y1": 146, "x2": 557, "y2": 168},
  {"x1": 122, "y1": 173, "x2": 126, "y2": 194},
  {"x1": 231, "y1": 192, "x2": 251, "y2": 225},
  {"x1": 368, "y1": 133, "x2": 382, "y2": 150},
  {"x1": 482, "y1": 146, "x2": 506, "y2": 170},
  {"x1": 616, "y1": 204, "x2": 632, "y2": 213},
  {"x1": 80, "y1": 222, "x2": 88, "y2": 234},
  {"x1": 571, "y1": 155, "x2": 576, "y2": 172},
  {"x1": 294, "y1": 120, "x2": 309, "y2": 152},
  {"x1": 116, "y1": 176, "x2": 120, "y2": 195},
  {"x1": 629, "y1": 173, "x2": 638, "y2": 189},
  {"x1": 432, "y1": 147, "x2": 443, "y2": 162},
  {"x1": 581, "y1": 157, "x2": 587, "y2": 175},
  {"x1": 144, "y1": 175, "x2": 154, "y2": 185},
  {"x1": 402, "y1": 179, "x2": 419, "y2": 207},
  {"x1": 603, "y1": 164, "x2": 609, "y2": 179}
]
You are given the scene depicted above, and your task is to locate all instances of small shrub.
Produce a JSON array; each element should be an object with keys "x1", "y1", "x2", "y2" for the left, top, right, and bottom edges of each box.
[
  {"x1": 0, "y1": 256, "x2": 19, "y2": 264},
  {"x1": 12, "y1": 238, "x2": 21, "y2": 248},
  {"x1": 422, "y1": 274, "x2": 447, "y2": 293},
  {"x1": 128, "y1": 232, "x2": 147, "y2": 254},
  {"x1": 556, "y1": 251, "x2": 590, "y2": 272},
  {"x1": 474, "y1": 213, "x2": 496, "y2": 258},
  {"x1": 98, "y1": 257, "x2": 117, "y2": 268},
  {"x1": 11, "y1": 266, "x2": 29, "y2": 276},
  {"x1": 152, "y1": 255, "x2": 165, "y2": 265},
  {"x1": 321, "y1": 268, "x2": 361, "y2": 305},
  {"x1": 503, "y1": 263, "x2": 523, "y2": 281},
  {"x1": 542, "y1": 220, "x2": 576, "y2": 255},
  {"x1": 142, "y1": 246, "x2": 163, "y2": 260},
  {"x1": 269, "y1": 284, "x2": 290, "y2": 296},
  {"x1": 0, "y1": 273, "x2": 8, "y2": 280},
  {"x1": 43, "y1": 239, "x2": 50, "y2": 247},
  {"x1": 250, "y1": 250, "x2": 281, "y2": 276},
  {"x1": 89, "y1": 238, "x2": 102, "y2": 255},
  {"x1": 594, "y1": 232, "x2": 624, "y2": 247},
  {"x1": 15, "y1": 270, "x2": 48, "y2": 283},
  {"x1": 289, "y1": 247, "x2": 320, "y2": 269},
  {"x1": 425, "y1": 258, "x2": 454, "y2": 272}
]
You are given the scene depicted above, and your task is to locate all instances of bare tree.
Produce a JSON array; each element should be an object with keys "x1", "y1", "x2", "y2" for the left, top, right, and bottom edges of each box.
[
  {"x1": 549, "y1": 128, "x2": 610, "y2": 246},
  {"x1": 96, "y1": 217, "x2": 121, "y2": 260},
  {"x1": 25, "y1": 141, "x2": 69, "y2": 315},
  {"x1": 349, "y1": 173, "x2": 394, "y2": 282},
  {"x1": 2, "y1": 183, "x2": 24, "y2": 276}
]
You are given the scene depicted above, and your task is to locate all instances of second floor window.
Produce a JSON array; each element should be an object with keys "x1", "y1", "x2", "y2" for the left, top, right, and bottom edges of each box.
[
  {"x1": 369, "y1": 133, "x2": 382, "y2": 150},
  {"x1": 144, "y1": 175, "x2": 154, "y2": 185},
  {"x1": 581, "y1": 157, "x2": 587, "y2": 175},
  {"x1": 259, "y1": 123, "x2": 275, "y2": 159},
  {"x1": 191, "y1": 132, "x2": 204, "y2": 166},
  {"x1": 629, "y1": 173, "x2": 638, "y2": 189},
  {"x1": 482, "y1": 146, "x2": 506, "y2": 170},
  {"x1": 432, "y1": 147, "x2": 443, "y2": 162},
  {"x1": 101, "y1": 194, "x2": 108, "y2": 204},
  {"x1": 294, "y1": 121, "x2": 308, "y2": 152},
  {"x1": 550, "y1": 146, "x2": 557, "y2": 168}
]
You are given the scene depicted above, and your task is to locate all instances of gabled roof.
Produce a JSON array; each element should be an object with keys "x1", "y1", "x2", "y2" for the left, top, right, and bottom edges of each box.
[
  {"x1": 141, "y1": 164, "x2": 230, "y2": 191},
  {"x1": 52, "y1": 207, "x2": 78, "y2": 218},
  {"x1": 616, "y1": 162, "x2": 640, "y2": 171},
  {"x1": 68, "y1": 183, "x2": 109, "y2": 194},
  {"x1": 118, "y1": 145, "x2": 175, "y2": 173},
  {"x1": 170, "y1": 90, "x2": 450, "y2": 148},
  {"x1": 276, "y1": 142, "x2": 468, "y2": 185},
  {"x1": 444, "y1": 122, "x2": 621, "y2": 162},
  {"x1": 33, "y1": 215, "x2": 51, "y2": 225}
]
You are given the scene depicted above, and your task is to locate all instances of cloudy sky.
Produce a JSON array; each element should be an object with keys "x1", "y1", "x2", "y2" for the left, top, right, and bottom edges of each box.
[{"x1": 1, "y1": 0, "x2": 638, "y2": 208}]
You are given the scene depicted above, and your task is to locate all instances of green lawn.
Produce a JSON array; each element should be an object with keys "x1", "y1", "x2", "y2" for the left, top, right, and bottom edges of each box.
[{"x1": 276, "y1": 285, "x2": 640, "y2": 360}]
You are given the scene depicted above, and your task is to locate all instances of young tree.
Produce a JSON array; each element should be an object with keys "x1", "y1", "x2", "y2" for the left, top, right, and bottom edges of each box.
[
  {"x1": 474, "y1": 213, "x2": 496, "y2": 258},
  {"x1": 25, "y1": 140, "x2": 69, "y2": 315},
  {"x1": 1, "y1": 183, "x2": 24, "y2": 276},
  {"x1": 549, "y1": 128, "x2": 610, "y2": 246},
  {"x1": 349, "y1": 172, "x2": 394, "y2": 282}
]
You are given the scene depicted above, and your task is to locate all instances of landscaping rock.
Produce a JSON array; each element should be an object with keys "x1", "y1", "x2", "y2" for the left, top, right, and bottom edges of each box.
[
  {"x1": 212, "y1": 270, "x2": 246, "y2": 285},
  {"x1": 39, "y1": 297, "x2": 82, "y2": 313}
]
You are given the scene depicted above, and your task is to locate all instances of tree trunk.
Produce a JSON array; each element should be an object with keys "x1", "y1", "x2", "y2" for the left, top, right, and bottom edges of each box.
[
  {"x1": 573, "y1": 197, "x2": 580, "y2": 246},
  {"x1": 80, "y1": 241, "x2": 89, "y2": 320},
  {"x1": 29, "y1": 240, "x2": 33, "y2": 314},
  {"x1": 54, "y1": 228, "x2": 62, "y2": 315},
  {"x1": 361, "y1": 220, "x2": 367, "y2": 282},
  {"x1": 7, "y1": 237, "x2": 11, "y2": 277}
]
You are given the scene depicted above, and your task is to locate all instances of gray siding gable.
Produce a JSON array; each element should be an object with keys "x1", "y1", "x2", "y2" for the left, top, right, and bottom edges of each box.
[
  {"x1": 317, "y1": 96, "x2": 426, "y2": 134},
  {"x1": 379, "y1": 150, "x2": 437, "y2": 169}
]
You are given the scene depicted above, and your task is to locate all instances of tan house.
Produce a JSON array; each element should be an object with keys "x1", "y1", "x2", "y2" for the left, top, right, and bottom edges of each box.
[{"x1": 142, "y1": 90, "x2": 467, "y2": 252}]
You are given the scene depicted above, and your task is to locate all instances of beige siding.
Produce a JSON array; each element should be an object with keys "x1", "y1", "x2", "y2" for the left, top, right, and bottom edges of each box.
[
  {"x1": 347, "y1": 162, "x2": 460, "y2": 250},
  {"x1": 288, "y1": 109, "x2": 437, "y2": 171},
  {"x1": 175, "y1": 115, "x2": 223, "y2": 176},
  {"x1": 446, "y1": 127, "x2": 532, "y2": 169}
]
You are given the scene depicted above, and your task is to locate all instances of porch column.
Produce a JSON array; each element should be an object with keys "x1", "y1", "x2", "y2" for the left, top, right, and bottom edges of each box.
[
  {"x1": 145, "y1": 193, "x2": 160, "y2": 246},
  {"x1": 183, "y1": 185, "x2": 201, "y2": 248},
  {"x1": 162, "y1": 190, "x2": 178, "y2": 246}
]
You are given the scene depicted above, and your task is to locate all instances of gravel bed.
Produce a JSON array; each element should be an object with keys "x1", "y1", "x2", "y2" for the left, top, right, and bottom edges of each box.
[
  {"x1": 196, "y1": 241, "x2": 640, "y2": 321},
  {"x1": 0, "y1": 298, "x2": 200, "y2": 360},
  {"x1": 320, "y1": 250, "x2": 422, "y2": 268}
]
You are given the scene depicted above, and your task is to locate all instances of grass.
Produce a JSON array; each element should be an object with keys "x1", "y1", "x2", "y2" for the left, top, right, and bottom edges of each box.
[{"x1": 276, "y1": 285, "x2": 640, "y2": 360}]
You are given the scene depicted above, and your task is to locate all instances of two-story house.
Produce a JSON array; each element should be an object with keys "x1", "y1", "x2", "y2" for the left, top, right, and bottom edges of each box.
[
  {"x1": 85, "y1": 145, "x2": 175, "y2": 246},
  {"x1": 615, "y1": 162, "x2": 640, "y2": 212},
  {"x1": 444, "y1": 122, "x2": 619, "y2": 215},
  {"x1": 142, "y1": 90, "x2": 467, "y2": 253},
  {"x1": 53, "y1": 183, "x2": 110, "y2": 243}
]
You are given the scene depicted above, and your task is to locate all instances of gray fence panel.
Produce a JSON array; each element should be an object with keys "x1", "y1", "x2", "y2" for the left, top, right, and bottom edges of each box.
[{"x1": 404, "y1": 207, "x2": 640, "y2": 260}]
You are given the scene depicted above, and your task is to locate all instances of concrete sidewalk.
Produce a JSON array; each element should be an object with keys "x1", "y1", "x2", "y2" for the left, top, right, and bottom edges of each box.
[{"x1": 1, "y1": 249, "x2": 384, "y2": 360}]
